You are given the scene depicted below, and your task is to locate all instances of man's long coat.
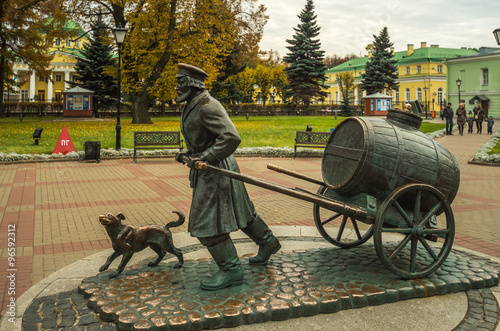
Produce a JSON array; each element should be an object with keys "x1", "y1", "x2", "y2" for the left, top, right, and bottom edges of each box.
[{"x1": 181, "y1": 90, "x2": 257, "y2": 238}]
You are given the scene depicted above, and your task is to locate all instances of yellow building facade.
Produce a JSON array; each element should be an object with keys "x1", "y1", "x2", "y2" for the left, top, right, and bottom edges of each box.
[
  {"x1": 12, "y1": 30, "x2": 87, "y2": 102},
  {"x1": 325, "y1": 43, "x2": 479, "y2": 112}
]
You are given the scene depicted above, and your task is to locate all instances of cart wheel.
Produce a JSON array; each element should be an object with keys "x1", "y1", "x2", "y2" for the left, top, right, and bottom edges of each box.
[
  {"x1": 374, "y1": 183, "x2": 455, "y2": 279},
  {"x1": 314, "y1": 185, "x2": 374, "y2": 248}
]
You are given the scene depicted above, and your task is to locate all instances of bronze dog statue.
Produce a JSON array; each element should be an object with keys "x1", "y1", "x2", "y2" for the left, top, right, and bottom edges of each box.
[{"x1": 99, "y1": 211, "x2": 185, "y2": 278}]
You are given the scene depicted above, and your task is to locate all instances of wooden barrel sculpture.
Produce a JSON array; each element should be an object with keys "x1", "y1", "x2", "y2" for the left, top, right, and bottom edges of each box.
[{"x1": 322, "y1": 110, "x2": 460, "y2": 210}]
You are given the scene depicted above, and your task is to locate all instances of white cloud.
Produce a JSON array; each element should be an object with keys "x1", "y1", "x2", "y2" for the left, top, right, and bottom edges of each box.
[{"x1": 256, "y1": 0, "x2": 500, "y2": 57}]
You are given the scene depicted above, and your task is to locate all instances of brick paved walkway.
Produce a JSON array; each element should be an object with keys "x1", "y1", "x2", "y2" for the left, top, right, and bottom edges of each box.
[{"x1": 0, "y1": 129, "x2": 499, "y2": 314}]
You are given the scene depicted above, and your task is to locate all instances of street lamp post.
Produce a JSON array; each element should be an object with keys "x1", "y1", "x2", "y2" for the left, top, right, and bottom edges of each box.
[
  {"x1": 112, "y1": 25, "x2": 127, "y2": 151},
  {"x1": 423, "y1": 86, "x2": 428, "y2": 119},
  {"x1": 456, "y1": 78, "x2": 462, "y2": 106}
]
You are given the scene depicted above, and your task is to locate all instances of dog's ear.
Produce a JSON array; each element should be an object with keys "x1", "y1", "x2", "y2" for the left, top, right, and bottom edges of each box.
[{"x1": 117, "y1": 213, "x2": 126, "y2": 220}]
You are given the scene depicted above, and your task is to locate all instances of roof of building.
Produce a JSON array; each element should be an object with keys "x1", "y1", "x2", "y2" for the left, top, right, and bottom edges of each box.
[
  {"x1": 364, "y1": 92, "x2": 393, "y2": 99},
  {"x1": 326, "y1": 46, "x2": 479, "y2": 73},
  {"x1": 62, "y1": 86, "x2": 94, "y2": 94}
]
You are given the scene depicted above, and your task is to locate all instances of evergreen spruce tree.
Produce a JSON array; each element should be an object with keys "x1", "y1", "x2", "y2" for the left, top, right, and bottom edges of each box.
[
  {"x1": 283, "y1": 0, "x2": 327, "y2": 109},
  {"x1": 361, "y1": 27, "x2": 399, "y2": 95},
  {"x1": 70, "y1": 20, "x2": 116, "y2": 116}
]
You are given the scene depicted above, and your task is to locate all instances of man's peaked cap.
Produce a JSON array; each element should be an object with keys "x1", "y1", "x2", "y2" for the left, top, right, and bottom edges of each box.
[{"x1": 176, "y1": 63, "x2": 209, "y2": 82}]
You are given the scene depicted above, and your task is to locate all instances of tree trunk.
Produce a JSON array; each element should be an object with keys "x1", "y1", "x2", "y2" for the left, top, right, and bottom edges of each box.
[
  {"x1": 0, "y1": 53, "x2": 5, "y2": 118},
  {"x1": 131, "y1": 91, "x2": 153, "y2": 124}
]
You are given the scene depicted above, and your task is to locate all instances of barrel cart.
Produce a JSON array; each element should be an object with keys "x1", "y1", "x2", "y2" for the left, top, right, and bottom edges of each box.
[{"x1": 192, "y1": 111, "x2": 460, "y2": 279}]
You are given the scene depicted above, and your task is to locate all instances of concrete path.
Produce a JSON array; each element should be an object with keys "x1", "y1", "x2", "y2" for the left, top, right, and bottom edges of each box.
[{"x1": 0, "y1": 124, "x2": 499, "y2": 330}]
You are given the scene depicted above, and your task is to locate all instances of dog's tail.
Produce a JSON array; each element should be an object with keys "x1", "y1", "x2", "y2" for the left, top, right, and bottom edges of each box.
[{"x1": 165, "y1": 210, "x2": 185, "y2": 229}]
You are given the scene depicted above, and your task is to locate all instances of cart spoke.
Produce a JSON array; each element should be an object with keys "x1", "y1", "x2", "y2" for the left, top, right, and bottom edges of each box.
[
  {"x1": 351, "y1": 217, "x2": 362, "y2": 239},
  {"x1": 418, "y1": 238, "x2": 439, "y2": 261},
  {"x1": 418, "y1": 201, "x2": 443, "y2": 228},
  {"x1": 410, "y1": 238, "x2": 418, "y2": 273},
  {"x1": 388, "y1": 234, "x2": 412, "y2": 261},
  {"x1": 413, "y1": 190, "x2": 421, "y2": 224},
  {"x1": 322, "y1": 213, "x2": 341, "y2": 226},
  {"x1": 336, "y1": 215, "x2": 348, "y2": 241},
  {"x1": 394, "y1": 201, "x2": 414, "y2": 227}
]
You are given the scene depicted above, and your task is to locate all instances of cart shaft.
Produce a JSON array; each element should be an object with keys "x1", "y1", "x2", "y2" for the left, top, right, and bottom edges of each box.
[
  {"x1": 267, "y1": 163, "x2": 324, "y2": 186},
  {"x1": 203, "y1": 163, "x2": 368, "y2": 220}
]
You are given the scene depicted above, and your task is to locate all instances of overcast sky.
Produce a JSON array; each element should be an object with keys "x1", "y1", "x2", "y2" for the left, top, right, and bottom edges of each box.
[{"x1": 256, "y1": 0, "x2": 500, "y2": 58}]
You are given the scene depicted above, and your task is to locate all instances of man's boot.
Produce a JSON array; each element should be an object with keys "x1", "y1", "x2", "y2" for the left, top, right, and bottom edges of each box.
[
  {"x1": 201, "y1": 239, "x2": 243, "y2": 291},
  {"x1": 242, "y1": 216, "x2": 281, "y2": 265}
]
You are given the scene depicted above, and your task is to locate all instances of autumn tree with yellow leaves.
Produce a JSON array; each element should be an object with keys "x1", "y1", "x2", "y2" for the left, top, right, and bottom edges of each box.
[
  {"x1": 68, "y1": 0, "x2": 267, "y2": 124},
  {"x1": 0, "y1": 0, "x2": 71, "y2": 116}
]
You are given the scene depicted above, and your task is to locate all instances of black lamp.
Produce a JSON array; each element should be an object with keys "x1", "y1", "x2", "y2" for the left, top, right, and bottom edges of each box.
[
  {"x1": 493, "y1": 27, "x2": 500, "y2": 45},
  {"x1": 456, "y1": 78, "x2": 462, "y2": 104},
  {"x1": 112, "y1": 25, "x2": 127, "y2": 150}
]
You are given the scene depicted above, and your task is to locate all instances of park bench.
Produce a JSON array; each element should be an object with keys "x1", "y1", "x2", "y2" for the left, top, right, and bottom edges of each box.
[
  {"x1": 134, "y1": 131, "x2": 184, "y2": 163},
  {"x1": 294, "y1": 131, "x2": 331, "y2": 158}
]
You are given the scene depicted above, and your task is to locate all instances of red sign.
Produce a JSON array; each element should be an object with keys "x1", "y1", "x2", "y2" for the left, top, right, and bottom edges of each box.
[{"x1": 52, "y1": 125, "x2": 76, "y2": 155}]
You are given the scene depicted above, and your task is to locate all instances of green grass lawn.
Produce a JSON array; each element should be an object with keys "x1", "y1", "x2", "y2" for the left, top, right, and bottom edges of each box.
[
  {"x1": 0, "y1": 116, "x2": 447, "y2": 155},
  {"x1": 490, "y1": 142, "x2": 500, "y2": 155}
]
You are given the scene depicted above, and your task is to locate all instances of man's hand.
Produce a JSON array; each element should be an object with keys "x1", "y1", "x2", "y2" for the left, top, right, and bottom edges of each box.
[
  {"x1": 187, "y1": 157, "x2": 203, "y2": 169},
  {"x1": 175, "y1": 151, "x2": 190, "y2": 164}
]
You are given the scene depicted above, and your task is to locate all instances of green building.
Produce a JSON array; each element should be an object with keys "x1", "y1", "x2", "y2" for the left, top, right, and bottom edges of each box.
[
  {"x1": 325, "y1": 43, "x2": 479, "y2": 112},
  {"x1": 445, "y1": 47, "x2": 500, "y2": 118}
]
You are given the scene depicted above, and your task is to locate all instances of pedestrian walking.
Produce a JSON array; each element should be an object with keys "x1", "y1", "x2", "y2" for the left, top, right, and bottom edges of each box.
[
  {"x1": 476, "y1": 104, "x2": 485, "y2": 133},
  {"x1": 456, "y1": 104, "x2": 467, "y2": 135},
  {"x1": 443, "y1": 103, "x2": 454, "y2": 135},
  {"x1": 485, "y1": 116, "x2": 495, "y2": 134},
  {"x1": 467, "y1": 110, "x2": 474, "y2": 134}
]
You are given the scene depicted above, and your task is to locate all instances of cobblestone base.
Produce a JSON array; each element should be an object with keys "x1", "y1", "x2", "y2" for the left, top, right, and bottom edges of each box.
[{"x1": 22, "y1": 240, "x2": 500, "y2": 330}]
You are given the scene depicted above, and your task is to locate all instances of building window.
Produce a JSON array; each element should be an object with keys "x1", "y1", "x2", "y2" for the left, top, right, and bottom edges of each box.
[
  {"x1": 482, "y1": 68, "x2": 489, "y2": 86},
  {"x1": 416, "y1": 65, "x2": 421, "y2": 74},
  {"x1": 38, "y1": 76, "x2": 46, "y2": 82},
  {"x1": 75, "y1": 41, "x2": 80, "y2": 48},
  {"x1": 395, "y1": 90, "x2": 400, "y2": 104},
  {"x1": 72, "y1": 75, "x2": 78, "y2": 82},
  {"x1": 55, "y1": 38, "x2": 61, "y2": 46},
  {"x1": 438, "y1": 65, "x2": 443, "y2": 73},
  {"x1": 437, "y1": 88, "x2": 444, "y2": 106},
  {"x1": 335, "y1": 91, "x2": 339, "y2": 103},
  {"x1": 406, "y1": 67, "x2": 410, "y2": 74},
  {"x1": 405, "y1": 88, "x2": 410, "y2": 102},
  {"x1": 327, "y1": 92, "x2": 331, "y2": 104},
  {"x1": 21, "y1": 90, "x2": 29, "y2": 102},
  {"x1": 417, "y1": 87, "x2": 422, "y2": 101},
  {"x1": 66, "y1": 39, "x2": 71, "y2": 47},
  {"x1": 55, "y1": 74, "x2": 62, "y2": 82}
]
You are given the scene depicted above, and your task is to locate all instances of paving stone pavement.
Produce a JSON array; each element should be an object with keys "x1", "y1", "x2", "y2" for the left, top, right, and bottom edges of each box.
[{"x1": 0, "y1": 121, "x2": 500, "y2": 330}]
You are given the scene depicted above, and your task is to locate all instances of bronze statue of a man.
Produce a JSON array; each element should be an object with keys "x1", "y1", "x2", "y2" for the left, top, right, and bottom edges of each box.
[{"x1": 174, "y1": 63, "x2": 280, "y2": 291}]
